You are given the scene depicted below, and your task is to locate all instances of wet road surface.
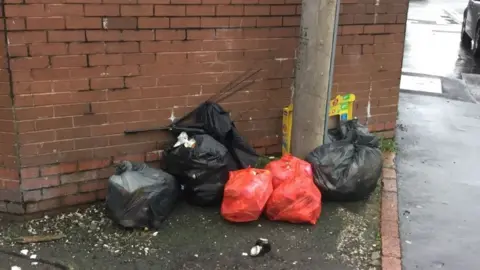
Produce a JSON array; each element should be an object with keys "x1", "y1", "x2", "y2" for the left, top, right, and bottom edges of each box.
[
  {"x1": 403, "y1": 0, "x2": 466, "y2": 78},
  {"x1": 402, "y1": 0, "x2": 480, "y2": 102},
  {"x1": 398, "y1": 0, "x2": 480, "y2": 269},
  {"x1": 401, "y1": 0, "x2": 480, "y2": 103}
]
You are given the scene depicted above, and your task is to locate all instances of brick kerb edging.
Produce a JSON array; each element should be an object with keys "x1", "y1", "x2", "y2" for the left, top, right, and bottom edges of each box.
[{"x1": 381, "y1": 152, "x2": 401, "y2": 270}]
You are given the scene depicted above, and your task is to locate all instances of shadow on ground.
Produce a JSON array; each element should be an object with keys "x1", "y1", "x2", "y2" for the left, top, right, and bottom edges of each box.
[{"x1": 0, "y1": 186, "x2": 381, "y2": 270}]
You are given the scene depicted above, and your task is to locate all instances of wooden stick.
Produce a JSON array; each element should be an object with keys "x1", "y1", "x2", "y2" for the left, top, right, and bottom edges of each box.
[{"x1": 15, "y1": 233, "x2": 65, "y2": 244}]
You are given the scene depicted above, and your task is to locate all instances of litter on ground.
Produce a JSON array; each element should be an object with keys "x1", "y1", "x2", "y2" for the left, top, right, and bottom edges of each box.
[{"x1": 0, "y1": 80, "x2": 384, "y2": 269}]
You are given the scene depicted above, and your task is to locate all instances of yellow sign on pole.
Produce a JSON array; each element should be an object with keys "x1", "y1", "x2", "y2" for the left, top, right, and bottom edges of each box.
[
  {"x1": 328, "y1": 93, "x2": 356, "y2": 121},
  {"x1": 281, "y1": 104, "x2": 294, "y2": 155},
  {"x1": 282, "y1": 94, "x2": 356, "y2": 155}
]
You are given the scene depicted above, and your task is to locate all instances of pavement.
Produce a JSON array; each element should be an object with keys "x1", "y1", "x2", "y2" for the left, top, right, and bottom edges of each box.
[
  {"x1": 398, "y1": 0, "x2": 480, "y2": 269},
  {"x1": 0, "y1": 156, "x2": 385, "y2": 270},
  {"x1": 0, "y1": 192, "x2": 381, "y2": 270},
  {"x1": 396, "y1": 95, "x2": 480, "y2": 270}
]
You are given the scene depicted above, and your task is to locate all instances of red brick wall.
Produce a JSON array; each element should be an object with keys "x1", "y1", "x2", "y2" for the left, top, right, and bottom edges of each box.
[
  {"x1": 0, "y1": 4, "x2": 21, "y2": 214},
  {"x1": 333, "y1": 0, "x2": 406, "y2": 138},
  {"x1": 0, "y1": 0, "x2": 406, "y2": 214},
  {"x1": 2, "y1": 0, "x2": 301, "y2": 214}
]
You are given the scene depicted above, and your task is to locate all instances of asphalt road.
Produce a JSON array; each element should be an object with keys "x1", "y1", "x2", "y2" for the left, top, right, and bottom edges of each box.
[
  {"x1": 403, "y1": 0, "x2": 470, "y2": 78},
  {"x1": 398, "y1": 1, "x2": 480, "y2": 269},
  {"x1": 403, "y1": 0, "x2": 480, "y2": 93}
]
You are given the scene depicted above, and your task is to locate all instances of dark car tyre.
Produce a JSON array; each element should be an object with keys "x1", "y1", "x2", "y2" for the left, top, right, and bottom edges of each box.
[
  {"x1": 473, "y1": 25, "x2": 480, "y2": 57},
  {"x1": 461, "y1": 18, "x2": 472, "y2": 48}
]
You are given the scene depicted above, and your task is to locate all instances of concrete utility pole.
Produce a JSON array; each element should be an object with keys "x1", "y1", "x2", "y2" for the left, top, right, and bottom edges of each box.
[{"x1": 291, "y1": 0, "x2": 340, "y2": 158}]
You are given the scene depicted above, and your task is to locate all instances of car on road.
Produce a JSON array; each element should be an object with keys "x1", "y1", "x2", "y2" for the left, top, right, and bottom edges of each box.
[{"x1": 461, "y1": 0, "x2": 480, "y2": 55}]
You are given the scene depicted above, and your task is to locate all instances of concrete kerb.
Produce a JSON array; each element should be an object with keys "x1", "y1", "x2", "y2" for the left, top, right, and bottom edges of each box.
[{"x1": 381, "y1": 152, "x2": 402, "y2": 270}]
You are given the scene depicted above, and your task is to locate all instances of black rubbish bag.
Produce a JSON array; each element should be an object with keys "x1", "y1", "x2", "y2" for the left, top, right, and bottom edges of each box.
[
  {"x1": 306, "y1": 120, "x2": 383, "y2": 201},
  {"x1": 325, "y1": 119, "x2": 380, "y2": 147},
  {"x1": 106, "y1": 161, "x2": 180, "y2": 229},
  {"x1": 171, "y1": 102, "x2": 258, "y2": 169},
  {"x1": 164, "y1": 134, "x2": 231, "y2": 206}
]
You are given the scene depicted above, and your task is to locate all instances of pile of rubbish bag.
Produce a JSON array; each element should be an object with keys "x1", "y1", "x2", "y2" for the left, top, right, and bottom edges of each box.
[
  {"x1": 106, "y1": 111, "x2": 383, "y2": 228},
  {"x1": 220, "y1": 159, "x2": 321, "y2": 225},
  {"x1": 106, "y1": 102, "x2": 260, "y2": 228}
]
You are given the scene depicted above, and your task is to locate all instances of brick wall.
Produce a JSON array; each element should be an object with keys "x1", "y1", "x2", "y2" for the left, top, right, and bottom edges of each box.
[
  {"x1": 0, "y1": 0, "x2": 407, "y2": 215},
  {"x1": 0, "y1": 5, "x2": 21, "y2": 214},
  {"x1": 333, "y1": 0, "x2": 407, "y2": 138}
]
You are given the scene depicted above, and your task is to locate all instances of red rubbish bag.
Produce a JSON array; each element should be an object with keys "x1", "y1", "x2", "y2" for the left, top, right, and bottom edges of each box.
[
  {"x1": 221, "y1": 168, "x2": 273, "y2": 223},
  {"x1": 265, "y1": 154, "x2": 313, "y2": 189},
  {"x1": 265, "y1": 175, "x2": 321, "y2": 225}
]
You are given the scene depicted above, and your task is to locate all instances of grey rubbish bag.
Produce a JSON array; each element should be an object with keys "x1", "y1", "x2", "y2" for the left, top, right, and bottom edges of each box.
[
  {"x1": 306, "y1": 120, "x2": 383, "y2": 201},
  {"x1": 106, "y1": 161, "x2": 180, "y2": 229}
]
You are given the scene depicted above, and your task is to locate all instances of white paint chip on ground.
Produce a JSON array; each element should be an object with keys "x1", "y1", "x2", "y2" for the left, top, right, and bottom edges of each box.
[
  {"x1": 11, "y1": 266, "x2": 22, "y2": 270},
  {"x1": 20, "y1": 249, "x2": 28, "y2": 256},
  {"x1": 400, "y1": 75, "x2": 442, "y2": 94}
]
